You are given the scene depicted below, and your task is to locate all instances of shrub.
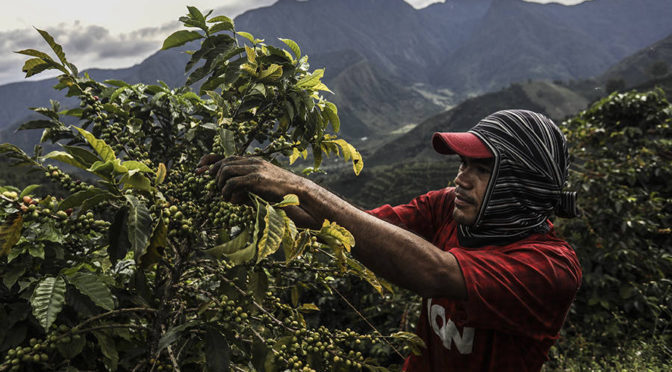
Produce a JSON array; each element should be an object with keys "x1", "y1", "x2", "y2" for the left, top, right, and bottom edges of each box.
[{"x1": 0, "y1": 8, "x2": 420, "y2": 371}]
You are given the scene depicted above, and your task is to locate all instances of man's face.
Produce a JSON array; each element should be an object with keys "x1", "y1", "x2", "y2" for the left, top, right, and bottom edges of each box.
[{"x1": 453, "y1": 156, "x2": 494, "y2": 225}]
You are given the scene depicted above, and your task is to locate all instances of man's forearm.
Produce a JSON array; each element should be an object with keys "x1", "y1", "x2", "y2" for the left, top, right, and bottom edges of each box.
[{"x1": 295, "y1": 179, "x2": 467, "y2": 300}]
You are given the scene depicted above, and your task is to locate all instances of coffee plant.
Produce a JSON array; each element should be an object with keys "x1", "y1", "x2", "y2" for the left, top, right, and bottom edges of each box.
[
  {"x1": 0, "y1": 7, "x2": 422, "y2": 371},
  {"x1": 557, "y1": 88, "x2": 672, "y2": 345}
]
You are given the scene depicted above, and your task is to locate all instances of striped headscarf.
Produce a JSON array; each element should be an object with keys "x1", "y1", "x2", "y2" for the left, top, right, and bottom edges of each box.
[{"x1": 458, "y1": 109, "x2": 578, "y2": 247}]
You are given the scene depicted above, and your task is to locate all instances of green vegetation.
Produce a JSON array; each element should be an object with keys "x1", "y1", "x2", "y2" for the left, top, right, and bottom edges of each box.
[
  {"x1": 0, "y1": 8, "x2": 420, "y2": 371},
  {"x1": 551, "y1": 88, "x2": 672, "y2": 371}
]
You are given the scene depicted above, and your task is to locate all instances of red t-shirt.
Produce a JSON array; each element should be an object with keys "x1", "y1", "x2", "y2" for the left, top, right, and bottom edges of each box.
[{"x1": 368, "y1": 187, "x2": 582, "y2": 371}]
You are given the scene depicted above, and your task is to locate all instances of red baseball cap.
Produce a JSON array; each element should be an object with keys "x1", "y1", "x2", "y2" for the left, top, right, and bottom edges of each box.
[{"x1": 432, "y1": 132, "x2": 493, "y2": 158}]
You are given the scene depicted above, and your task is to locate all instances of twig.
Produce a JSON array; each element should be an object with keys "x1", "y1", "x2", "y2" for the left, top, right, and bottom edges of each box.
[
  {"x1": 74, "y1": 307, "x2": 157, "y2": 331},
  {"x1": 330, "y1": 285, "x2": 404, "y2": 359},
  {"x1": 166, "y1": 345, "x2": 181, "y2": 372}
]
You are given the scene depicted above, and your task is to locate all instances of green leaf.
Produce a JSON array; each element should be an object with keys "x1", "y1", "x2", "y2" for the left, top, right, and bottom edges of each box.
[
  {"x1": 256, "y1": 204, "x2": 286, "y2": 263},
  {"x1": 121, "y1": 161, "x2": 153, "y2": 173},
  {"x1": 237, "y1": 31, "x2": 256, "y2": 44},
  {"x1": 0, "y1": 143, "x2": 30, "y2": 159},
  {"x1": 296, "y1": 69, "x2": 324, "y2": 89},
  {"x1": 205, "y1": 327, "x2": 231, "y2": 372},
  {"x1": 74, "y1": 126, "x2": 116, "y2": 162},
  {"x1": 108, "y1": 207, "x2": 130, "y2": 265},
  {"x1": 62, "y1": 145, "x2": 99, "y2": 168},
  {"x1": 0, "y1": 215, "x2": 23, "y2": 257},
  {"x1": 279, "y1": 38, "x2": 301, "y2": 59},
  {"x1": 204, "y1": 228, "x2": 251, "y2": 258},
  {"x1": 59, "y1": 189, "x2": 113, "y2": 211},
  {"x1": 142, "y1": 215, "x2": 166, "y2": 268},
  {"x1": 346, "y1": 257, "x2": 383, "y2": 296},
  {"x1": 30, "y1": 276, "x2": 67, "y2": 331},
  {"x1": 125, "y1": 195, "x2": 152, "y2": 266},
  {"x1": 245, "y1": 45, "x2": 257, "y2": 64},
  {"x1": 80, "y1": 192, "x2": 115, "y2": 213},
  {"x1": 162, "y1": 30, "x2": 204, "y2": 50},
  {"x1": 325, "y1": 139, "x2": 363, "y2": 175},
  {"x1": 67, "y1": 272, "x2": 115, "y2": 311},
  {"x1": 187, "y1": 6, "x2": 205, "y2": 23},
  {"x1": 42, "y1": 151, "x2": 87, "y2": 170},
  {"x1": 155, "y1": 163, "x2": 167, "y2": 185},
  {"x1": 15, "y1": 48, "x2": 54, "y2": 61},
  {"x1": 19, "y1": 184, "x2": 41, "y2": 198},
  {"x1": 249, "y1": 270, "x2": 269, "y2": 303},
  {"x1": 274, "y1": 194, "x2": 300, "y2": 208},
  {"x1": 299, "y1": 303, "x2": 320, "y2": 312},
  {"x1": 56, "y1": 331, "x2": 86, "y2": 359},
  {"x1": 21, "y1": 58, "x2": 55, "y2": 77},
  {"x1": 318, "y1": 219, "x2": 355, "y2": 252},
  {"x1": 17, "y1": 119, "x2": 57, "y2": 131},
  {"x1": 35, "y1": 28, "x2": 69, "y2": 67},
  {"x1": 324, "y1": 102, "x2": 340, "y2": 132},
  {"x1": 284, "y1": 230, "x2": 311, "y2": 264},
  {"x1": 92, "y1": 331, "x2": 119, "y2": 371},
  {"x1": 391, "y1": 331, "x2": 426, "y2": 356},
  {"x1": 158, "y1": 321, "x2": 198, "y2": 352},
  {"x1": 259, "y1": 64, "x2": 283, "y2": 81},
  {"x1": 120, "y1": 172, "x2": 153, "y2": 192},
  {"x1": 219, "y1": 128, "x2": 237, "y2": 157},
  {"x1": 28, "y1": 244, "x2": 45, "y2": 259},
  {"x1": 89, "y1": 160, "x2": 116, "y2": 180},
  {"x1": 3, "y1": 265, "x2": 26, "y2": 290}
]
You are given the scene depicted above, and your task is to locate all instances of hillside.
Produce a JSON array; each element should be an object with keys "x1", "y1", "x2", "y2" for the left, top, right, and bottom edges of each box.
[
  {"x1": 2, "y1": 0, "x2": 672, "y2": 140},
  {"x1": 600, "y1": 32, "x2": 672, "y2": 88}
]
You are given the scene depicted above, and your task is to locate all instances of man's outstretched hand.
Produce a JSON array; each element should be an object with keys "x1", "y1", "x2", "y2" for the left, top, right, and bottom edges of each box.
[
  {"x1": 196, "y1": 155, "x2": 305, "y2": 204},
  {"x1": 195, "y1": 155, "x2": 322, "y2": 228}
]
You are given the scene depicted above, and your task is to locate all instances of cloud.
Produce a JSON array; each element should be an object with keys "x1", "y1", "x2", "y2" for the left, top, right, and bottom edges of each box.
[{"x1": 0, "y1": 20, "x2": 182, "y2": 85}]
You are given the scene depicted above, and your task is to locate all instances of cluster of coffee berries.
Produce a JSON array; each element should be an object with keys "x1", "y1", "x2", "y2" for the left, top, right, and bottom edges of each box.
[
  {"x1": 43, "y1": 165, "x2": 89, "y2": 194},
  {"x1": 0, "y1": 331, "x2": 69, "y2": 372},
  {"x1": 61, "y1": 211, "x2": 109, "y2": 235},
  {"x1": 208, "y1": 201, "x2": 255, "y2": 229},
  {"x1": 147, "y1": 357, "x2": 172, "y2": 371}
]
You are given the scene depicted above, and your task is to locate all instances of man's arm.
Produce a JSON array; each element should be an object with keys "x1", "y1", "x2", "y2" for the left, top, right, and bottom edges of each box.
[{"x1": 197, "y1": 156, "x2": 467, "y2": 299}]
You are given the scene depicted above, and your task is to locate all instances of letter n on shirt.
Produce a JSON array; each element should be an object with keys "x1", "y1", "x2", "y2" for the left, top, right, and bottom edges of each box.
[{"x1": 428, "y1": 298, "x2": 475, "y2": 354}]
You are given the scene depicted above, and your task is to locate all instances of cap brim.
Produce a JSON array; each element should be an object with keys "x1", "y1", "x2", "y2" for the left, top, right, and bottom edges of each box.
[{"x1": 432, "y1": 132, "x2": 493, "y2": 158}]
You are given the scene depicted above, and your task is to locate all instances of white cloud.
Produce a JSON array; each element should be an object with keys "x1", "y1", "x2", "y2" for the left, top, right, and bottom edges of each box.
[{"x1": 0, "y1": 0, "x2": 276, "y2": 85}]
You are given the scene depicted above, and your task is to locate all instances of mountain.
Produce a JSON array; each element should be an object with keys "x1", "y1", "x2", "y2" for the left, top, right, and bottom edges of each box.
[
  {"x1": 600, "y1": 32, "x2": 672, "y2": 88},
  {"x1": 2, "y1": 0, "x2": 672, "y2": 139}
]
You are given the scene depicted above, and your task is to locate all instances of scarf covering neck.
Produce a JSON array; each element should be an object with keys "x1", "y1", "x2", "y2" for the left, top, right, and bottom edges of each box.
[{"x1": 457, "y1": 110, "x2": 578, "y2": 247}]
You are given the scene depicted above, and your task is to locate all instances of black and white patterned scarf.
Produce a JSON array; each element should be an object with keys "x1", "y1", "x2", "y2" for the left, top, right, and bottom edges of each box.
[{"x1": 458, "y1": 110, "x2": 579, "y2": 247}]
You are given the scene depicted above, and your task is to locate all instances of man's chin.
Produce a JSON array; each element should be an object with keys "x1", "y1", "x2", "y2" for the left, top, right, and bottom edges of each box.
[{"x1": 453, "y1": 209, "x2": 476, "y2": 226}]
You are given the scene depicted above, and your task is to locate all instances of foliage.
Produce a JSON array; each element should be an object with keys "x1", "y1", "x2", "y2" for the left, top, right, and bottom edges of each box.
[
  {"x1": 0, "y1": 8, "x2": 417, "y2": 371},
  {"x1": 543, "y1": 333, "x2": 672, "y2": 372},
  {"x1": 557, "y1": 88, "x2": 672, "y2": 345}
]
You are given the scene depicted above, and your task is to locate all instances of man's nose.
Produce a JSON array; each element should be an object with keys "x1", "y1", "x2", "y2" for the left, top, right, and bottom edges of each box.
[{"x1": 454, "y1": 169, "x2": 472, "y2": 189}]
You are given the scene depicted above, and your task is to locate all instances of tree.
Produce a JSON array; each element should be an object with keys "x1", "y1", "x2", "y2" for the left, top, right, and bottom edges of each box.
[{"x1": 0, "y1": 8, "x2": 422, "y2": 371}]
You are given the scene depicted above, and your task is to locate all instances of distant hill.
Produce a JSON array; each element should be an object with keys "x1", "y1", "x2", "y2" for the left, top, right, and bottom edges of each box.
[
  {"x1": 2, "y1": 0, "x2": 672, "y2": 140},
  {"x1": 600, "y1": 32, "x2": 672, "y2": 88}
]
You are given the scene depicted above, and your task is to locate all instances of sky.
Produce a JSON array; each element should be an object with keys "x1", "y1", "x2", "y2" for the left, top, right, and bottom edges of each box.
[{"x1": 0, "y1": 0, "x2": 588, "y2": 86}]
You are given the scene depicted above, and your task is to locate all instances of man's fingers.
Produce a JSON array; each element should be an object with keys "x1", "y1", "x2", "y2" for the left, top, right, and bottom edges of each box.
[
  {"x1": 197, "y1": 154, "x2": 225, "y2": 167},
  {"x1": 216, "y1": 164, "x2": 260, "y2": 190},
  {"x1": 221, "y1": 174, "x2": 262, "y2": 202}
]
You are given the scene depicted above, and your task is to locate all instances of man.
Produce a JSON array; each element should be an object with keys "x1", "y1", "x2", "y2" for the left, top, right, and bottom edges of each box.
[{"x1": 197, "y1": 109, "x2": 582, "y2": 371}]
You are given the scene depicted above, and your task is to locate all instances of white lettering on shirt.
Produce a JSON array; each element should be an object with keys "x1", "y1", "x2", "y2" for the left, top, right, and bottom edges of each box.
[{"x1": 427, "y1": 298, "x2": 475, "y2": 354}]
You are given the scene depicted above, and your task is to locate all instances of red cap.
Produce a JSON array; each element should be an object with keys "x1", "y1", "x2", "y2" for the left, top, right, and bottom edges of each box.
[{"x1": 432, "y1": 132, "x2": 493, "y2": 158}]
